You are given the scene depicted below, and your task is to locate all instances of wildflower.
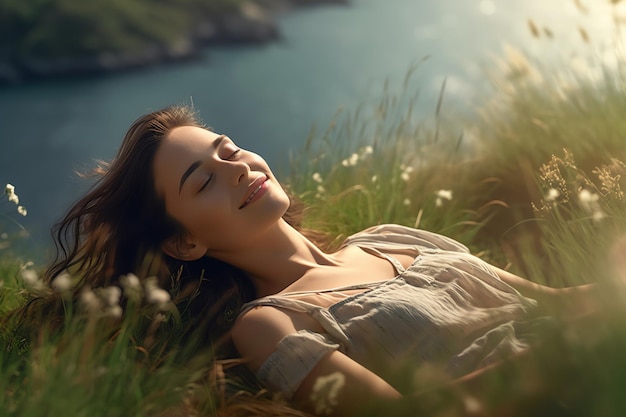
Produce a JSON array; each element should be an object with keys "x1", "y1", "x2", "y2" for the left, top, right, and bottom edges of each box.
[
  {"x1": 400, "y1": 165, "x2": 414, "y2": 182},
  {"x1": 578, "y1": 189, "x2": 604, "y2": 221},
  {"x1": 147, "y1": 287, "x2": 171, "y2": 307},
  {"x1": 145, "y1": 277, "x2": 171, "y2": 308},
  {"x1": 593, "y1": 160, "x2": 625, "y2": 199},
  {"x1": 79, "y1": 287, "x2": 102, "y2": 314},
  {"x1": 435, "y1": 189, "x2": 453, "y2": 207},
  {"x1": 120, "y1": 273, "x2": 142, "y2": 300},
  {"x1": 310, "y1": 372, "x2": 345, "y2": 416},
  {"x1": 104, "y1": 305, "x2": 123, "y2": 319},
  {"x1": 4, "y1": 184, "x2": 27, "y2": 215},
  {"x1": 363, "y1": 145, "x2": 373, "y2": 155},
  {"x1": 371, "y1": 175, "x2": 378, "y2": 183},
  {"x1": 341, "y1": 153, "x2": 359, "y2": 167},
  {"x1": 436, "y1": 189, "x2": 453, "y2": 200},
  {"x1": 20, "y1": 268, "x2": 39, "y2": 287},
  {"x1": 98, "y1": 286, "x2": 122, "y2": 308},
  {"x1": 51, "y1": 272, "x2": 73, "y2": 294},
  {"x1": 312, "y1": 172, "x2": 323, "y2": 183},
  {"x1": 403, "y1": 198, "x2": 411, "y2": 206},
  {"x1": 5, "y1": 183, "x2": 19, "y2": 204},
  {"x1": 545, "y1": 188, "x2": 560, "y2": 202},
  {"x1": 463, "y1": 395, "x2": 484, "y2": 415},
  {"x1": 317, "y1": 185, "x2": 326, "y2": 194}
]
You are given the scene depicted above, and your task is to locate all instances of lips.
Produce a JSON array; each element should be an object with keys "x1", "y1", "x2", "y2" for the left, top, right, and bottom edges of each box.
[{"x1": 239, "y1": 175, "x2": 268, "y2": 209}]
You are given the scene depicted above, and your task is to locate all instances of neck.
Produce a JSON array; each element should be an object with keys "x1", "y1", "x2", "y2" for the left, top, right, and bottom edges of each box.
[{"x1": 210, "y1": 219, "x2": 338, "y2": 296}]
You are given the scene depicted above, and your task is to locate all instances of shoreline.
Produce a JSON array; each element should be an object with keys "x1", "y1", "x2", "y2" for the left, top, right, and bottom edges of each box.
[{"x1": 0, "y1": 0, "x2": 348, "y2": 85}]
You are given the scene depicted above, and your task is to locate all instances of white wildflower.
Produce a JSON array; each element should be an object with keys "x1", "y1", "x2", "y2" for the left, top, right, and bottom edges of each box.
[
  {"x1": 145, "y1": 277, "x2": 171, "y2": 308},
  {"x1": 20, "y1": 268, "x2": 39, "y2": 287},
  {"x1": 5, "y1": 183, "x2": 19, "y2": 204},
  {"x1": 147, "y1": 287, "x2": 171, "y2": 306},
  {"x1": 363, "y1": 145, "x2": 373, "y2": 155},
  {"x1": 312, "y1": 172, "x2": 323, "y2": 183},
  {"x1": 545, "y1": 188, "x2": 560, "y2": 202},
  {"x1": 51, "y1": 273, "x2": 73, "y2": 293},
  {"x1": 400, "y1": 165, "x2": 414, "y2": 182},
  {"x1": 317, "y1": 185, "x2": 326, "y2": 194},
  {"x1": 463, "y1": 395, "x2": 484, "y2": 415},
  {"x1": 147, "y1": 287, "x2": 169, "y2": 304},
  {"x1": 104, "y1": 305, "x2": 123, "y2": 319},
  {"x1": 403, "y1": 198, "x2": 411, "y2": 206},
  {"x1": 17, "y1": 206, "x2": 27, "y2": 216},
  {"x1": 435, "y1": 189, "x2": 453, "y2": 207},
  {"x1": 578, "y1": 189, "x2": 604, "y2": 221},
  {"x1": 592, "y1": 210, "x2": 606, "y2": 221},
  {"x1": 98, "y1": 286, "x2": 122, "y2": 307},
  {"x1": 79, "y1": 287, "x2": 102, "y2": 314},
  {"x1": 341, "y1": 153, "x2": 359, "y2": 167},
  {"x1": 578, "y1": 189, "x2": 598, "y2": 205},
  {"x1": 371, "y1": 175, "x2": 378, "y2": 183},
  {"x1": 120, "y1": 273, "x2": 142, "y2": 301},
  {"x1": 154, "y1": 312, "x2": 168, "y2": 323},
  {"x1": 310, "y1": 372, "x2": 346, "y2": 416},
  {"x1": 436, "y1": 189, "x2": 453, "y2": 200}
]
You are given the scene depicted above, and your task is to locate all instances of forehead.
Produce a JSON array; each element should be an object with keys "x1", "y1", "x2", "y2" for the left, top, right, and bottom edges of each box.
[
  {"x1": 153, "y1": 126, "x2": 220, "y2": 194},
  {"x1": 164, "y1": 125, "x2": 220, "y2": 150},
  {"x1": 156, "y1": 126, "x2": 220, "y2": 164}
]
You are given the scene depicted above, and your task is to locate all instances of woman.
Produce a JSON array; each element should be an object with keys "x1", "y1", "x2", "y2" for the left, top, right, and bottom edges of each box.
[{"x1": 46, "y1": 105, "x2": 593, "y2": 416}]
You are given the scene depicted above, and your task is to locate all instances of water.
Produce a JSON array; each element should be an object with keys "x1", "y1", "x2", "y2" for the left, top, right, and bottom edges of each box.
[{"x1": 0, "y1": 0, "x2": 621, "y2": 259}]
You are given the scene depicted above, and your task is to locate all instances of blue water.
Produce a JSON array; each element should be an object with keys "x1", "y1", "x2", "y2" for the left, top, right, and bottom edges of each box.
[{"x1": 0, "y1": 0, "x2": 620, "y2": 258}]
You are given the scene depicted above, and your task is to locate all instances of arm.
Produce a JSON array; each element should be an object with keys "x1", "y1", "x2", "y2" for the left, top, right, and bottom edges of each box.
[
  {"x1": 493, "y1": 266, "x2": 597, "y2": 317},
  {"x1": 232, "y1": 306, "x2": 401, "y2": 416}
]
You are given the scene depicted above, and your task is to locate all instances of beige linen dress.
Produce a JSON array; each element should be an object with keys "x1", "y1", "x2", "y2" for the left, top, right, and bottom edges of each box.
[{"x1": 238, "y1": 224, "x2": 539, "y2": 398}]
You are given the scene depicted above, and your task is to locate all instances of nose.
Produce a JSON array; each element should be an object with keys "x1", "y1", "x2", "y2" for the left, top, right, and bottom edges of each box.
[{"x1": 225, "y1": 159, "x2": 249, "y2": 186}]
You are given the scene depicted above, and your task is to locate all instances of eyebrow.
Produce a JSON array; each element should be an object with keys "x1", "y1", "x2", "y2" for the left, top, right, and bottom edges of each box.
[{"x1": 177, "y1": 135, "x2": 226, "y2": 194}]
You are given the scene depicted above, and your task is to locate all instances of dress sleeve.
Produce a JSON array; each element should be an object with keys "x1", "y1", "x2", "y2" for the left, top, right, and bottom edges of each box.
[
  {"x1": 343, "y1": 224, "x2": 470, "y2": 254},
  {"x1": 256, "y1": 330, "x2": 340, "y2": 399}
]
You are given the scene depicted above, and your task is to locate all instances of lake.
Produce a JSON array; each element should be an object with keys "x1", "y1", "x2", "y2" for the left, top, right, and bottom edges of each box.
[{"x1": 0, "y1": 0, "x2": 621, "y2": 259}]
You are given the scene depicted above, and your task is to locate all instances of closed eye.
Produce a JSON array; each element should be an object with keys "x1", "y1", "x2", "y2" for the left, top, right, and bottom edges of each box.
[
  {"x1": 198, "y1": 174, "x2": 213, "y2": 193},
  {"x1": 227, "y1": 149, "x2": 241, "y2": 160}
]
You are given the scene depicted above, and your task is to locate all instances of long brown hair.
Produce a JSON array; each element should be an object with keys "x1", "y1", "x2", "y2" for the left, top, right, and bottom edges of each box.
[
  {"x1": 46, "y1": 106, "x2": 198, "y2": 287},
  {"x1": 47, "y1": 105, "x2": 306, "y2": 284},
  {"x1": 43, "y1": 105, "x2": 311, "y2": 348}
]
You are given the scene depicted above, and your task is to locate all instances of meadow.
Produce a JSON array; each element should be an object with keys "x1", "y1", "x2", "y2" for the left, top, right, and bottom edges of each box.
[{"x1": 2, "y1": 15, "x2": 626, "y2": 417}]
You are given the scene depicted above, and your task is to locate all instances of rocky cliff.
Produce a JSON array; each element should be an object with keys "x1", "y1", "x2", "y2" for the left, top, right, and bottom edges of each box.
[{"x1": 0, "y1": 0, "x2": 348, "y2": 84}]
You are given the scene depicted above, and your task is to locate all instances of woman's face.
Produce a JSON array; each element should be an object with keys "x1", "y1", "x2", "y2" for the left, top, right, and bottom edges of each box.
[{"x1": 152, "y1": 126, "x2": 290, "y2": 257}]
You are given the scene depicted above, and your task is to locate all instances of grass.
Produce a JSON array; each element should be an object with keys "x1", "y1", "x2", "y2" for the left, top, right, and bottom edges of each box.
[{"x1": 2, "y1": 8, "x2": 626, "y2": 416}]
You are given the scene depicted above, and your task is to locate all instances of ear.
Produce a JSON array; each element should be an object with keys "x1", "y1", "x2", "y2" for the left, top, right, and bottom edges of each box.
[{"x1": 161, "y1": 234, "x2": 208, "y2": 261}]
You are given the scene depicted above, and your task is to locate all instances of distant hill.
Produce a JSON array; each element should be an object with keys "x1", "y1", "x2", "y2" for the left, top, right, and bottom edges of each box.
[{"x1": 0, "y1": 0, "x2": 347, "y2": 84}]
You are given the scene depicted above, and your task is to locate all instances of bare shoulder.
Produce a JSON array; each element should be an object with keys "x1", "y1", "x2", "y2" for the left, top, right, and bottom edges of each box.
[{"x1": 232, "y1": 305, "x2": 297, "y2": 370}]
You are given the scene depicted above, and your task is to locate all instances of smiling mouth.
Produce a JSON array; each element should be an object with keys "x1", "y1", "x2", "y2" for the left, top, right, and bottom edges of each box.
[{"x1": 239, "y1": 175, "x2": 268, "y2": 209}]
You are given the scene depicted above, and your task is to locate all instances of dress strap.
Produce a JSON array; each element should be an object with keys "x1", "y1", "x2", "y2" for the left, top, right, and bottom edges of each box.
[
  {"x1": 358, "y1": 246, "x2": 406, "y2": 274},
  {"x1": 239, "y1": 295, "x2": 351, "y2": 345},
  {"x1": 240, "y1": 295, "x2": 322, "y2": 317}
]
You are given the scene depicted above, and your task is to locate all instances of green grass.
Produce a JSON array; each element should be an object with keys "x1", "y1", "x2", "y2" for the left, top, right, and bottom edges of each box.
[{"x1": 3, "y1": 11, "x2": 626, "y2": 416}]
